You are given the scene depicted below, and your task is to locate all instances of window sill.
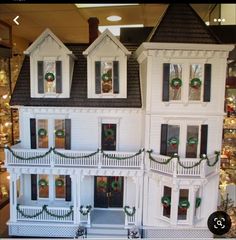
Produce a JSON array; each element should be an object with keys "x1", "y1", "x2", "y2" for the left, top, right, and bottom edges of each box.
[{"x1": 163, "y1": 101, "x2": 208, "y2": 107}]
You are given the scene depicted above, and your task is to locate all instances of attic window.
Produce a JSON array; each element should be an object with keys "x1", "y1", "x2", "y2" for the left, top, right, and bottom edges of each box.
[
  {"x1": 95, "y1": 60, "x2": 119, "y2": 95},
  {"x1": 38, "y1": 60, "x2": 62, "y2": 94}
]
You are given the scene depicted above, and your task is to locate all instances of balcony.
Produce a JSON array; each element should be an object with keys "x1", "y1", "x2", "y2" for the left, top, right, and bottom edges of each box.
[
  {"x1": 4, "y1": 144, "x2": 144, "y2": 169},
  {"x1": 148, "y1": 151, "x2": 220, "y2": 178}
]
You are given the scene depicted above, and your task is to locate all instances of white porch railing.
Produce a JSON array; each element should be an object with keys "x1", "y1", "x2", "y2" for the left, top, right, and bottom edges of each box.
[
  {"x1": 5, "y1": 146, "x2": 144, "y2": 169},
  {"x1": 125, "y1": 214, "x2": 136, "y2": 226},
  {"x1": 149, "y1": 153, "x2": 218, "y2": 178},
  {"x1": 16, "y1": 205, "x2": 74, "y2": 223}
]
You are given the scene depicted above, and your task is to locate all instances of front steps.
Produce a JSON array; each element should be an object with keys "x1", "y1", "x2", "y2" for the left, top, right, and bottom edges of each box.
[{"x1": 86, "y1": 225, "x2": 128, "y2": 239}]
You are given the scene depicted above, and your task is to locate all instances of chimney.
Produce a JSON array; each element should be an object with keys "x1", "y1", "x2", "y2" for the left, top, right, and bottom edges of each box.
[{"x1": 88, "y1": 17, "x2": 99, "y2": 44}]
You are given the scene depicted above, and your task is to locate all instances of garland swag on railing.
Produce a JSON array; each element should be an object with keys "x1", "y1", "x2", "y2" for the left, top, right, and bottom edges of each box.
[
  {"x1": 5, "y1": 146, "x2": 99, "y2": 161},
  {"x1": 124, "y1": 206, "x2": 136, "y2": 217},
  {"x1": 102, "y1": 149, "x2": 144, "y2": 160},
  {"x1": 147, "y1": 150, "x2": 220, "y2": 169},
  {"x1": 16, "y1": 204, "x2": 73, "y2": 219}
]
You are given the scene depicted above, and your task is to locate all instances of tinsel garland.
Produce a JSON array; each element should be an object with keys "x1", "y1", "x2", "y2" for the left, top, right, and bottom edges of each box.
[
  {"x1": 16, "y1": 204, "x2": 73, "y2": 219},
  {"x1": 147, "y1": 150, "x2": 220, "y2": 169}
]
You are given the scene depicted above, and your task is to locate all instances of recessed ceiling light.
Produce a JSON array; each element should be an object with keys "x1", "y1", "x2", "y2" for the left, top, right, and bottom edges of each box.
[{"x1": 107, "y1": 16, "x2": 122, "y2": 22}]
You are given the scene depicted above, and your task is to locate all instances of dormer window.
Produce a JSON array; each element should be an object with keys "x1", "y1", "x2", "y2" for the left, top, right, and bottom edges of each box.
[
  {"x1": 95, "y1": 60, "x2": 119, "y2": 95},
  {"x1": 37, "y1": 59, "x2": 62, "y2": 94},
  {"x1": 83, "y1": 29, "x2": 131, "y2": 99}
]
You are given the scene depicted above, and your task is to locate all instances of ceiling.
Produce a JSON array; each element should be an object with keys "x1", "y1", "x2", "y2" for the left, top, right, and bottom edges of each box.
[{"x1": 0, "y1": 4, "x2": 216, "y2": 44}]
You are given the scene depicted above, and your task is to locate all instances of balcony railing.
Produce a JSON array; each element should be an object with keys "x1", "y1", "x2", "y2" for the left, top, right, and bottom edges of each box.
[
  {"x1": 149, "y1": 152, "x2": 220, "y2": 178},
  {"x1": 4, "y1": 146, "x2": 144, "y2": 169}
]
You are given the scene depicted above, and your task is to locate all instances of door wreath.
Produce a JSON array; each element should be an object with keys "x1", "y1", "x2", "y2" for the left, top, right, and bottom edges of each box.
[
  {"x1": 38, "y1": 128, "x2": 47, "y2": 138},
  {"x1": 45, "y1": 72, "x2": 55, "y2": 82},
  {"x1": 38, "y1": 179, "x2": 48, "y2": 187},
  {"x1": 161, "y1": 196, "x2": 171, "y2": 208},
  {"x1": 190, "y1": 78, "x2": 201, "y2": 89},
  {"x1": 170, "y1": 78, "x2": 182, "y2": 89}
]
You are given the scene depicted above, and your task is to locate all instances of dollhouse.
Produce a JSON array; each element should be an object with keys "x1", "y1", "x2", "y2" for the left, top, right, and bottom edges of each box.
[{"x1": 4, "y1": 4, "x2": 234, "y2": 239}]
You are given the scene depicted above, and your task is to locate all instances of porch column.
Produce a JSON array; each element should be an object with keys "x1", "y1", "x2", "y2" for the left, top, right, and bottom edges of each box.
[
  {"x1": 189, "y1": 186, "x2": 198, "y2": 226},
  {"x1": 135, "y1": 176, "x2": 142, "y2": 226},
  {"x1": 72, "y1": 174, "x2": 81, "y2": 224},
  {"x1": 170, "y1": 185, "x2": 179, "y2": 225},
  {"x1": 9, "y1": 172, "x2": 18, "y2": 222}
]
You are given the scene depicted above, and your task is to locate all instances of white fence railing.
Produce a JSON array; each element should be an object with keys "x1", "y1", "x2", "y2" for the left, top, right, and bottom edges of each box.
[
  {"x1": 149, "y1": 153, "x2": 218, "y2": 178},
  {"x1": 5, "y1": 147, "x2": 144, "y2": 169},
  {"x1": 125, "y1": 214, "x2": 136, "y2": 226},
  {"x1": 16, "y1": 205, "x2": 73, "y2": 223}
]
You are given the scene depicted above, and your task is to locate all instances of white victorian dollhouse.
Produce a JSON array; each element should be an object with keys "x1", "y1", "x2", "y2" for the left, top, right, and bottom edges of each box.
[{"x1": 4, "y1": 4, "x2": 234, "y2": 239}]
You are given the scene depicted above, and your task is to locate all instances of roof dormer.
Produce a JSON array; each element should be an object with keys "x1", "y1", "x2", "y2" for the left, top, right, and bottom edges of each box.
[
  {"x1": 24, "y1": 28, "x2": 76, "y2": 98},
  {"x1": 83, "y1": 29, "x2": 131, "y2": 98}
]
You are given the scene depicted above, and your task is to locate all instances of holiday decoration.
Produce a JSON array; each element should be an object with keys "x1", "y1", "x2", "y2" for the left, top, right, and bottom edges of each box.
[
  {"x1": 38, "y1": 128, "x2": 47, "y2": 137},
  {"x1": 55, "y1": 129, "x2": 65, "y2": 138},
  {"x1": 179, "y1": 199, "x2": 190, "y2": 209},
  {"x1": 124, "y1": 206, "x2": 136, "y2": 217},
  {"x1": 168, "y1": 137, "x2": 179, "y2": 147},
  {"x1": 55, "y1": 178, "x2": 64, "y2": 187},
  {"x1": 80, "y1": 205, "x2": 92, "y2": 216},
  {"x1": 195, "y1": 197, "x2": 201, "y2": 208},
  {"x1": 190, "y1": 78, "x2": 201, "y2": 89},
  {"x1": 111, "y1": 179, "x2": 121, "y2": 191},
  {"x1": 38, "y1": 179, "x2": 48, "y2": 187},
  {"x1": 187, "y1": 137, "x2": 198, "y2": 145},
  {"x1": 44, "y1": 72, "x2": 55, "y2": 82},
  {"x1": 170, "y1": 78, "x2": 182, "y2": 89},
  {"x1": 161, "y1": 196, "x2": 171, "y2": 208}
]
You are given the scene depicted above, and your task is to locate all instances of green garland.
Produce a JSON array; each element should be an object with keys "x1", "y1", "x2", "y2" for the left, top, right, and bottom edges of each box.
[
  {"x1": 102, "y1": 149, "x2": 144, "y2": 160},
  {"x1": 80, "y1": 205, "x2": 92, "y2": 216},
  {"x1": 161, "y1": 196, "x2": 171, "y2": 207},
  {"x1": 179, "y1": 199, "x2": 190, "y2": 209},
  {"x1": 124, "y1": 206, "x2": 136, "y2": 217},
  {"x1": 195, "y1": 197, "x2": 201, "y2": 208},
  {"x1": 53, "y1": 148, "x2": 99, "y2": 159},
  {"x1": 16, "y1": 204, "x2": 73, "y2": 219},
  {"x1": 147, "y1": 150, "x2": 220, "y2": 169}
]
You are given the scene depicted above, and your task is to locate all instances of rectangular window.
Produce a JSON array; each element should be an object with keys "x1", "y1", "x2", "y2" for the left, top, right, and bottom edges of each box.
[
  {"x1": 189, "y1": 64, "x2": 202, "y2": 101},
  {"x1": 101, "y1": 123, "x2": 117, "y2": 151},
  {"x1": 163, "y1": 186, "x2": 172, "y2": 218},
  {"x1": 101, "y1": 61, "x2": 113, "y2": 94},
  {"x1": 54, "y1": 119, "x2": 65, "y2": 149},
  {"x1": 169, "y1": 64, "x2": 182, "y2": 101},
  {"x1": 186, "y1": 126, "x2": 199, "y2": 158},
  {"x1": 37, "y1": 119, "x2": 48, "y2": 148},
  {"x1": 44, "y1": 60, "x2": 56, "y2": 93},
  {"x1": 167, "y1": 125, "x2": 180, "y2": 156},
  {"x1": 178, "y1": 189, "x2": 189, "y2": 220},
  {"x1": 38, "y1": 174, "x2": 49, "y2": 199},
  {"x1": 55, "y1": 175, "x2": 66, "y2": 199}
]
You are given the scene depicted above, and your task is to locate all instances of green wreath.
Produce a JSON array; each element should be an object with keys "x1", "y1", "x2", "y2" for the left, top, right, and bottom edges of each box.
[
  {"x1": 187, "y1": 137, "x2": 198, "y2": 145},
  {"x1": 195, "y1": 197, "x2": 201, "y2": 208},
  {"x1": 38, "y1": 128, "x2": 47, "y2": 137},
  {"x1": 111, "y1": 180, "x2": 121, "y2": 191},
  {"x1": 167, "y1": 137, "x2": 179, "y2": 147},
  {"x1": 45, "y1": 72, "x2": 55, "y2": 82},
  {"x1": 55, "y1": 129, "x2": 65, "y2": 138},
  {"x1": 97, "y1": 181, "x2": 107, "y2": 189},
  {"x1": 38, "y1": 179, "x2": 48, "y2": 187},
  {"x1": 179, "y1": 199, "x2": 190, "y2": 209},
  {"x1": 102, "y1": 73, "x2": 111, "y2": 82},
  {"x1": 161, "y1": 196, "x2": 171, "y2": 207},
  {"x1": 190, "y1": 78, "x2": 201, "y2": 89},
  {"x1": 55, "y1": 178, "x2": 64, "y2": 187},
  {"x1": 105, "y1": 128, "x2": 114, "y2": 137},
  {"x1": 170, "y1": 78, "x2": 182, "y2": 89}
]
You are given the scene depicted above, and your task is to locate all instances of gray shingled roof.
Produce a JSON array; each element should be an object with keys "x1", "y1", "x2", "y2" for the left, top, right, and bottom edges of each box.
[
  {"x1": 148, "y1": 4, "x2": 221, "y2": 44},
  {"x1": 10, "y1": 44, "x2": 142, "y2": 108}
]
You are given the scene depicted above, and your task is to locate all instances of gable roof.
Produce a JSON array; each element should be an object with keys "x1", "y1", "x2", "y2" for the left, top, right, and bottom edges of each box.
[
  {"x1": 83, "y1": 29, "x2": 131, "y2": 56},
  {"x1": 24, "y1": 28, "x2": 76, "y2": 58},
  {"x1": 147, "y1": 4, "x2": 221, "y2": 44},
  {"x1": 10, "y1": 44, "x2": 141, "y2": 108}
]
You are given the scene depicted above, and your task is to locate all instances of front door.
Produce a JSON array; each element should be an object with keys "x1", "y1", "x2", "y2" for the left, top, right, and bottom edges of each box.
[{"x1": 94, "y1": 176, "x2": 123, "y2": 208}]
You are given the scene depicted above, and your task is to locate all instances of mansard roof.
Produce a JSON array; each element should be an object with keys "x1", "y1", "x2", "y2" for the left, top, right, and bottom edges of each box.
[
  {"x1": 147, "y1": 4, "x2": 221, "y2": 44},
  {"x1": 10, "y1": 44, "x2": 141, "y2": 108}
]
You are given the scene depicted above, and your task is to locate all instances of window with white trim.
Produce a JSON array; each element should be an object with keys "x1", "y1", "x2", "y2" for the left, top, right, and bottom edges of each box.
[{"x1": 162, "y1": 186, "x2": 172, "y2": 218}]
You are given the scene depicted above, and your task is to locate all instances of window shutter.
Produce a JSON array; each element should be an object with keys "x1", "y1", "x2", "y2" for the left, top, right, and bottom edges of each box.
[
  {"x1": 31, "y1": 174, "x2": 37, "y2": 200},
  {"x1": 160, "y1": 124, "x2": 168, "y2": 155},
  {"x1": 203, "y1": 64, "x2": 211, "y2": 102},
  {"x1": 65, "y1": 119, "x2": 71, "y2": 150},
  {"x1": 162, "y1": 63, "x2": 170, "y2": 102},
  {"x1": 200, "y1": 125, "x2": 208, "y2": 155},
  {"x1": 65, "y1": 175, "x2": 71, "y2": 201},
  {"x1": 113, "y1": 61, "x2": 119, "y2": 94},
  {"x1": 95, "y1": 61, "x2": 101, "y2": 94},
  {"x1": 38, "y1": 61, "x2": 44, "y2": 94},
  {"x1": 56, "y1": 61, "x2": 62, "y2": 93},
  {"x1": 30, "y1": 118, "x2": 37, "y2": 149}
]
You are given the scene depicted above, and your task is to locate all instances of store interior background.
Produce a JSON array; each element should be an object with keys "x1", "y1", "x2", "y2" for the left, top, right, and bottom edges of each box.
[{"x1": 0, "y1": 3, "x2": 236, "y2": 237}]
